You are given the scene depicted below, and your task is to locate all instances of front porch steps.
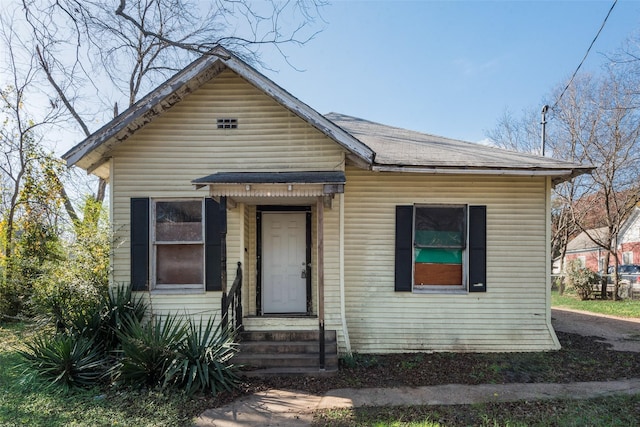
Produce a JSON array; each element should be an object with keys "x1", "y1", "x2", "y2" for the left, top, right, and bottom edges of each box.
[{"x1": 233, "y1": 330, "x2": 339, "y2": 377}]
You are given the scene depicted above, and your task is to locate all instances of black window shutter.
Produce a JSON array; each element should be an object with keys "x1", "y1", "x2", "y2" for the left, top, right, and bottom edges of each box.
[
  {"x1": 205, "y1": 197, "x2": 226, "y2": 291},
  {"x1": 130, "y1": 198, "x2": 149, "y2": 291},
  {"x1": 468, "y1": 205, "x2": 487, "y2": 292},
  {"x1": 395, "y1": 205, "x2": 413, "y2": 292}
]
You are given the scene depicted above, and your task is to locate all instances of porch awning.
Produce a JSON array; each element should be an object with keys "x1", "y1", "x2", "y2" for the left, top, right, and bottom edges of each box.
[{"x1": 192, "y1": 171, "x2": 345, "y2": 198}]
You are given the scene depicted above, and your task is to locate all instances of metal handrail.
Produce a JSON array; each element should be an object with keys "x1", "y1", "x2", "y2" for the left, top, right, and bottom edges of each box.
[{"x1": 222, "y1": 262, "x2": 243, "y2": 331}]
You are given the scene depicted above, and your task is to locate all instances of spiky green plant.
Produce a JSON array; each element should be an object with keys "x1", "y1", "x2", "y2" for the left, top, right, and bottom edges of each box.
[
  {"x1": 165, "y1": 316, "x2": 239, "y2": 395},
  {"x1": 19, "y1": 333, "x2": 107, "y2": 392},
  {"x1": 98, "y1": 284, "x2": 147, "y2": 350},
  {"x1": 116, "y1": 313, "x2": 186, "y2": 387}
]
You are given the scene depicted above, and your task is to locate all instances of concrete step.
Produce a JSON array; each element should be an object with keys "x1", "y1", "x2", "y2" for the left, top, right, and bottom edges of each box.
[
  {"x1": 233, "y1": 329, "x2": 339, "y2": 376},
  {"x1": 240, "y1": 329, "x2": 336, "y2": 342},
  {"x1": 239, "y1": 366, "x2": 339, "y2": 378},
  {"x1": 234, "y1": 352, "x2": 339, "y2": 369},
  {"x1": 238, "y1": 340, "x2": 337, "y2": 355}
]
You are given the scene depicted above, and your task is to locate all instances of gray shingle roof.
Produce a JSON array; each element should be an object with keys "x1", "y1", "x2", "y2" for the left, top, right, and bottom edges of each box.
[
  {"x1": 60, "y1": 46, "x2": 591, "y2": 183},
  {"x1": 566, "y1": 228, "x2": 608, "y2": 252},
  {"x1": 325, "y1": 112, "x2": 590, "y2": 175}
]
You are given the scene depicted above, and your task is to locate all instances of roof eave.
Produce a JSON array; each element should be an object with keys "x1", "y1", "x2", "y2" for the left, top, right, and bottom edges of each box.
[{"x1": 370, "y1": 164, "x2": 594, "y2": 184}]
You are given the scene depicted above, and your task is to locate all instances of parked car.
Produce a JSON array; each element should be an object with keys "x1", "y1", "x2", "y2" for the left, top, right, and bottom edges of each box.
[{"x1": 607, "y1": 264, "x2": 640, "y2": 285}]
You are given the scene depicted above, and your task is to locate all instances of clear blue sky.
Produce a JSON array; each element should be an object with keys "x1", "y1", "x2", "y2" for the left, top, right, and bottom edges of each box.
[{"x1": 259, "y1": 0, "x2": 640, "y2": 144}]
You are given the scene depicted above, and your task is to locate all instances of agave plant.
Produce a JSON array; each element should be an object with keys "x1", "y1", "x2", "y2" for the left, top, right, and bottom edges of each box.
[
  {"x1": 165, "y1": 316, "x2": 239, "y2": 395},
  {"x1": 97, "y1": 284, "x2": 148, "y2": 350},
  {"x1": 60, "y1": 283, "x2": 147, "y2": 353},
  {"x1": 19, "y1": 333, "x2": 107, "y2": 392},
  {"x1": 115, "y1": 312, "x2": 186, "y2": 387}
]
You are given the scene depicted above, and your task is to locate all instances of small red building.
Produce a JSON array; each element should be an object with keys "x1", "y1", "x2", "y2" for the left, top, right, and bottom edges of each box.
[{"x1": 564, "y1": 207, "x2": 640, "y2": 273}]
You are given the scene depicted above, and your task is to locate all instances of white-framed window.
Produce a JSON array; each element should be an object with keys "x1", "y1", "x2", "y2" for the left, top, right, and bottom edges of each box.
[
  {"x1": 577, "y1": 256, "x2": 586, "y2": 268},
  {"x1": 623, "y1": 251, "x2": 633, "y2": 265},
  {"x1": 413, "y1": 205, "x2": 467, "y2": 291},
  {"x1": 152, "y1": 199, "x2": 205, "y2": 290}
]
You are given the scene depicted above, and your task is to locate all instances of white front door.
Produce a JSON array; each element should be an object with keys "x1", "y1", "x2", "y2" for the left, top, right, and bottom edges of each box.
[{"x1": 262, "y1": 212, "x2": 307, "y2": 314}]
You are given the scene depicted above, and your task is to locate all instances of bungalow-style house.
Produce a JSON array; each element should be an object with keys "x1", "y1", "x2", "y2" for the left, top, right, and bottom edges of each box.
[
  {"x1": 564, "y1": 227, "x2": 608, "y2": 273},
  {"x1": 564, "y1": 207, "x2": 640, "y2": 273},
  {"x1": 62, "y1": 46, "x2": 590, "y2": 372}
]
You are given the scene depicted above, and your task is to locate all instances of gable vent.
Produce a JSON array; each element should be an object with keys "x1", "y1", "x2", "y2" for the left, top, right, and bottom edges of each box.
[{"x1": 217, "y1": 118, "x2": 238, "y2": 129}]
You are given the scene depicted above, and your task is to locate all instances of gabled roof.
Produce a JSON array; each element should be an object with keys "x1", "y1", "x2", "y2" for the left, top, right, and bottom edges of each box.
[
  {"x1": 325, "y1": 113, "x2": 592, "y2": 183},
  {"x1": 62, "y1": 46, "x2": 374, "y2": 178},
  {"x1": 566, "y1": 227, "x2": 608, "y2": 252},
  {"x1": 617, "y1": 206, "x2": 640, "y2": 242},
  {"x1": 62, "y1": 46, "x2": 591, "y2": 183}
]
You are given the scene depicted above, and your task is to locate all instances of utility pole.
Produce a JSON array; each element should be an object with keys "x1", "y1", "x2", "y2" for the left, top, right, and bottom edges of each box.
[{"x1": 541, "y1": 105, "x2": 549, "y2": 156}]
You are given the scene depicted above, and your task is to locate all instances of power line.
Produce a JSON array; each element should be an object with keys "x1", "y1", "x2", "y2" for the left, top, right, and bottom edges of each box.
[{"x1": 550, "y1": 0, "x2": 618, "y2": 111}]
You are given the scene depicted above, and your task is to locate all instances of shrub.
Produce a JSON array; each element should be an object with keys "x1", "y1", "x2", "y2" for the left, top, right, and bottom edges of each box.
[
  {"x1": 19, "y1": 287, "x2": 240, "y2": 397},
  {"x1": 19, "y1": 284, "x2": 147, "y2": 390},
  {"x1": 116, "y1": 313, "x2": 186, "y2": 387},
  {"x1": 165, "y1": 316, "x2": 239, "y2": 395},
  {"x1": 19, "y1": 333, "x2": 108, "y2": 392},
  {"x1": 565, "y1": 260, "x2": 600, "y2": 300},
  {"x1": 340, "y1": 353, "x2": 379, "y2": 369},
  {"x1": 69, "y1": 284, "x2": 147, "y2": 352}
]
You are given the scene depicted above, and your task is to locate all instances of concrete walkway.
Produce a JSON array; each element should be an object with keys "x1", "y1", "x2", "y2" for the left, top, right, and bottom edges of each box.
[{"x1": 194, "y1": 379, "x2": 640, "y2": 426}]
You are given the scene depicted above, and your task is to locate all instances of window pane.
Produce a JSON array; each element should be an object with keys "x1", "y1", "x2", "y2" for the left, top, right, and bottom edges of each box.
[
  {"x1": 156, "y1": 245, "x2": 203, "y2": 284},
  {"x1": 415, "y1": 248, "x2": 462, "y2": 264},
  {"x1": 156, "y1": 201, "x2": 202, "y2": 241},
  {"x1": 414, "y1": 263, "x2": 462, "y2": 286},
  {"x1": 414, "y1": 206, "x2": 465, "y2": 248}
]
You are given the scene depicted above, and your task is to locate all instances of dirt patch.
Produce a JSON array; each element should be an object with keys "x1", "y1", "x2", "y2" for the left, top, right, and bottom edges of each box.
[
  {"x1": 233, "y1": 331, "x2": 640, "y2": 398},
  {"x1": 552, "y1": 308, "x2": 640, "y2": 352},
  {"x1": 205, "y1": 312, "x2": 640, "y2": 408}
]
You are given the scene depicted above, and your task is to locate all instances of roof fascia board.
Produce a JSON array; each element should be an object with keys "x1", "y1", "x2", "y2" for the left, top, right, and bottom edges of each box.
[
  {"x1": 371, "y1": 165, "x2": 574, "y2": 176},
  {"x1": 221, "y1": 54, "x2": 375, "y2": 165},
  {"x1": 371, "y1": 164, "x2": 594, "y2": 186}
]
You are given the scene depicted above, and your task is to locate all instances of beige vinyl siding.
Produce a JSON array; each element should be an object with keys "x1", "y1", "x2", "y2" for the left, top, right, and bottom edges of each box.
[
  {"x1": 320, "y1": 197, "x2": 347, "y2": 351},
  {"x1": 109, "y1": 67, "x2": 345, "y2": 321},
  {"x1": 343, "y1": 167, "x2": 557, "y2": 353},
  {"x1": 245, "y1": 205, "x2": 257, "y2": 316}
]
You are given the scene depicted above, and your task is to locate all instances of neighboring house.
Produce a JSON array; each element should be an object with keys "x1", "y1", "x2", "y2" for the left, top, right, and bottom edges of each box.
[
  {"x1": 564, "y1": 227, "x2": 608, "y2": 273},
  {"x1": 617, "y1": 207, "x2": 640, "y2": 265},
  {"x1": 62, "y1": 46, "x2": 590, "y2": 358},
  {"x1": 564, "y1": 207, "x2": 640, "y2": 273}
]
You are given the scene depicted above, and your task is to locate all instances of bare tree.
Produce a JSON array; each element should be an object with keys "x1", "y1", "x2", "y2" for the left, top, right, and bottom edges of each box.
[
  {"x1": 552, "y1": 72, "x2": 640, "y2": 299},
  {"x1": 9, "y1": 0, "x2": 326, "y2": 226},
  {"x1": 486, "y1": 107, "x2": 543, "y2": 155},
  {"x1": 486, "y1": 67, "x2": 640, "y2": 300}
]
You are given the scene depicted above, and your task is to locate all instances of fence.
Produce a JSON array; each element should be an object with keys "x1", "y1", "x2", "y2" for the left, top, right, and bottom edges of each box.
[{"x1": 551, "y1": 273, "x2": 640, "y2": 300}]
